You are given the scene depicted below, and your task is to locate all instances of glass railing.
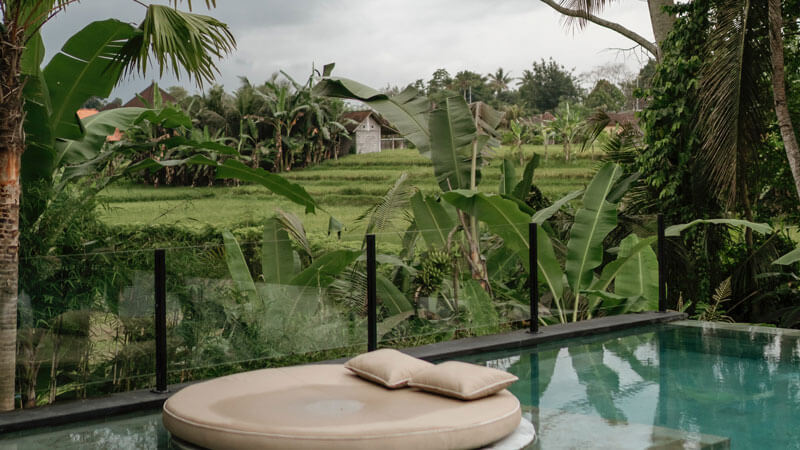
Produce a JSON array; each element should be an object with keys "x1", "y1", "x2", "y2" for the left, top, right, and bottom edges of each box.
[{"x1": 15, "y1": 214, "x2": 664, "y2": 407}]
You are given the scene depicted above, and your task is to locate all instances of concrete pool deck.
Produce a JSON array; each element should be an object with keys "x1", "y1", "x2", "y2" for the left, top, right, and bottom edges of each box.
[{"x1": 0, "y1": 311, "x2": 686, "y2": 434}]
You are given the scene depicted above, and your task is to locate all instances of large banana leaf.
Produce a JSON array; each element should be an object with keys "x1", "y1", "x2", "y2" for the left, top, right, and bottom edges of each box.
[
  {"x1": 376, "y1": 274, "x2": 413, "y2": 315},
  {"x1": 470, "y1": 102, "x2": 503, "y2": 138},
  {"x1": 262, "y1": 218, "x2": 295, "y2": 285},
  {"x1": 289, "y1": 250, "x2": 360, "y2": 288},
  {"x1": 56, "y1": 108, "x2": 145, "y2": 166},
  {"x1": 442, "y1": 191, "x2": 564, "y2": 301},
  {"x1": 773, "y1": 248, "x2": 800, "y2": 266},
  {"x1": 215, "y1": 160, "x2": 317, "y2": 214},
  {"x1": 279, "y1": 250, "x2": 360, "y2": 319},
  {"x1": 613, "y1": 234, "x2": 658, "y2": 312},
  {"x1": 665, "y1": 219, "x2": 772, "y2": 237},
  {"x1": 499, "y1": 158, "x2": 517, "y2": 195},
  {"x1": 531, "y1": 189, "x2": 583, "y2": 224},
  {"x1": 222, "y1": 230, "x2": 259, "y2": 304},
  {"x1": 378, "y1": 311, "x2": 414, "y2": 339},
  {"x1": 313, "y1": 78, "x2": 431, "y2": 152},
  {"x1": 587, "y1": 236, "x2": 658, "y2": 293},
  {"x1": 565, "y1": 163, "x2": 622, "y2": 319},
  {"x1": 44, "y1": 19, "x2": 137, "y2": 140},
  {"x1": 410, "y1": 192, "x2": 456, "y2": 250},
  {"x1": 462, "y1": 279, "x2": 499, "y2": 328},
  {"x1": 511, "y1": 154, "x2": 540, "y2": 200},
  {"x1": 430, "y1": 96, "x2": 477, "y2": 191}
]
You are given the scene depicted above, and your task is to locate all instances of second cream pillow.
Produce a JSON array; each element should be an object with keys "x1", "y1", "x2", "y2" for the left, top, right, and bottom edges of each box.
[{"x1": 408, "y1": 361, "x2": 518, "y2": 400}]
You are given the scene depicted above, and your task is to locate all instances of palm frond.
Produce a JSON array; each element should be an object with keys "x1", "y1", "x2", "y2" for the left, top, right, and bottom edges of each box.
[
  {"x1": 558, "y1": 0, "x2": 620, "y2": 30},
  {"x1": 116, "y1": 4, "x2": 235, "y2": 87},
  {"x1": 357, "y1": 172, "x2": 415, "y2": 235},
  {"x1": 697, "y1": 0, "x2": 769, "y2": 208},
  {"x1": 578, "y1": 108, "x2": 611, "y2": 152},
  {"x1": 273, "y1": 209, "x2": 312, "y2": 263},
  {"x1": 328, "y1": 269, "x2": 368, "y2": 314}
]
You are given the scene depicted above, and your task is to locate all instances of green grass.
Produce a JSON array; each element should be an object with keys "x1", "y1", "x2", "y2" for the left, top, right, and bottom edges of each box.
[{"x1": 98, "y1": 145, "x2": 602, "y2": 240}]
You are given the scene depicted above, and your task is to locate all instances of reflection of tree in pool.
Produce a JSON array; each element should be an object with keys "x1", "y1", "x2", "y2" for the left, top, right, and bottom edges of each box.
[
  {"x1": 567, "y1": 343, "x2": 627, "y2": 423},
  {"x1": 654, "y1": 326, "x2": 800, "y2": 448}
]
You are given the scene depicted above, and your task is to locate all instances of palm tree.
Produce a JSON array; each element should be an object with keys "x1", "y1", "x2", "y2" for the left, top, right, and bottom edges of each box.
[
  {"x1": 0, "y1": 0, "x2": 235, "y2": 411},
  {"x1": 768, "y1": 0, "x2": 800, "y2": 201},
  {"x1": 697, "y1": 0, "x2": 800, "y2": 210},
  {"x1": 487, "y1": 68, "x2": 513, "y2": 98}
]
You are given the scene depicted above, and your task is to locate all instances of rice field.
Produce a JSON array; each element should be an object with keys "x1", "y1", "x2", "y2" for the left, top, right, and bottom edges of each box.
[{"x1": 98, "y1": 145, "x2": 604, "y2": 240}]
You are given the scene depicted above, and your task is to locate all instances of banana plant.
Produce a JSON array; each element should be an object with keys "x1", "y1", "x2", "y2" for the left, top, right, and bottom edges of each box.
[
  {"x1": 443, "y1": 162, "x2": 656, "y2": 323},
  {"x1": 315, "y1": 76, "x2": 502, "y2": 291},
  {"x1": 223, "y1": 213, "x2": 415, "y2": 342}
]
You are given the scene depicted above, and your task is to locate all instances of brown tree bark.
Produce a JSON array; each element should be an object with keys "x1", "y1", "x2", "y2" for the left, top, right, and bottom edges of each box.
[
  {"x1": 0, "y1": 25, "x2": 25, "y2": 412},
  {"x1": 648, "y1": 0, "x2": 676, "y2": 59},
  {"x1": 768, "y1": 0, "x2": 800, "y2": 202}
]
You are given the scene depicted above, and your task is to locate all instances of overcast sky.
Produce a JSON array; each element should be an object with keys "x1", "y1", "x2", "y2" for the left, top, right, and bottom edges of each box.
[{"x1": 40, "y1": 0, "x2": 655, "y2": 101}]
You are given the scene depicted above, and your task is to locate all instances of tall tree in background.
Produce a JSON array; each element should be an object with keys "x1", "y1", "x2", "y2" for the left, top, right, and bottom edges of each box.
[
  {"x1": 518, "y1": 58, "x2": 580, "y2": 113},
  {"x1": 538, "y1": 0, "x2": 676, "y2": 60},
  {"x1": 0, "y1": 0, "x2": 235, "y2": 411},
  {"x1": 451, "y1": 70, "x2": 489, "y2": 103},
  {"x1": 585, "y1": 79, "x2": 625, "y2": 110},
  {"x1": 487, "y1": 67, "x2": 513, "y2": 98},
  {"x1": 698, "y1": 0, "x2": 800, "y2": 208},
  {"x1": 768, "y1": 0, "x2": 800, "y2": 200}
]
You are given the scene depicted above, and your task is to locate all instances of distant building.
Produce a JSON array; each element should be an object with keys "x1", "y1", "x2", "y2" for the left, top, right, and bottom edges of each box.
[
  {"x1": 82, "y1": 83, "x2": 177, "y2": 142},
  {"x1": 605, "y1": 111, "x2": 639, "y2": 129},
  {"x1": 340, "y1": 110, "x2": 402, "y2": 154},
  {"x1": 102, "y1": 82, "x2": 177, "y2": 110}
]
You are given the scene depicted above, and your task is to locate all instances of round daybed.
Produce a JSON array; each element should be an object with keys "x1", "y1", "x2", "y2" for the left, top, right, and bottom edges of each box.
[{"x1": 163, "y1": 364, "x2": 527, "y2": 449}]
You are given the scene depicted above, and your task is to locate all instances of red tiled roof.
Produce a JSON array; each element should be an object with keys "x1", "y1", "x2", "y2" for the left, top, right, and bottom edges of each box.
[{"x1": 103, "y1": 82, "x2": 176, "y2": 110}]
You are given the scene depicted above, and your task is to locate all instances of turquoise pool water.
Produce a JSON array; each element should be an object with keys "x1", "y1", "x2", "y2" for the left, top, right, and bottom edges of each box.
[
  {"x1": 1, "y1": 321, "x2": 798, "y2": 449},
  {"x1": 462, "y1": 321, "x2": 800, "y2": 449}
]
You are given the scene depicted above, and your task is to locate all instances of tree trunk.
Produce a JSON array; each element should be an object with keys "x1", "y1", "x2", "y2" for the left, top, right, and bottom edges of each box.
[
  {"x1": 648, "y1": 0, "x2": 676, "y2": 59},
  {"x1": 0, "y1": 27, "x2": 25, "y2": 412},
  {"x1": 768, "y1": 0, "x2": 800, "y2": 202}
]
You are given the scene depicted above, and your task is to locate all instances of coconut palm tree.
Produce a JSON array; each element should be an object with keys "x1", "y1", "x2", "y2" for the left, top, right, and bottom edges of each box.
[
  {"x1": 697, "y1": 0, "x2": 800, "y2": 209},
  {"x1": 487, "y1": 68, "x2": 513, "y2": 98},
  {"x1": 0, "y1": 0, "x2": 235, "y2": 411}
]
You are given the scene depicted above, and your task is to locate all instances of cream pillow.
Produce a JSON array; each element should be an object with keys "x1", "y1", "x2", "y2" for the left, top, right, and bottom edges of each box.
[
  {"x1": 344, "y1": 349, "x2": 433, "y2": 389},
  {"x1": 408, "y1": 361, "x2": 518, "y2": 400}
]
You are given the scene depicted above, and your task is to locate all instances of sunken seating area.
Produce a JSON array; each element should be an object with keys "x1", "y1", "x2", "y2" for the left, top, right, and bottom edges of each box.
[{"x1": 163, "y1": 350, "x2": 531, "y2": 449}]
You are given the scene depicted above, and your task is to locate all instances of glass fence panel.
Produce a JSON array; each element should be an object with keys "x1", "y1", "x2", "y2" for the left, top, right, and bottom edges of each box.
[
  {"x1": 12, "y1": 214, "x2": 663, "y2": 405},
  {"x1": 16, "y1": 249, "x2": 157, "y2": 408},
  {"x1": 165, "y1": 231, "x2": 369, "y2": 384}
]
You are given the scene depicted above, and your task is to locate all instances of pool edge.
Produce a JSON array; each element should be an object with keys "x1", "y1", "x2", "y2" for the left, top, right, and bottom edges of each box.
[{"x1": 0, "y1": 311, "x2": 686, "y2": 434}]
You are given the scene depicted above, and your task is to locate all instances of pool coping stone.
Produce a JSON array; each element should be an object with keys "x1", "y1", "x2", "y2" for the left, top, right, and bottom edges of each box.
[{"x1": 0, "y1": 311, "x2": 686, "y2": 434}]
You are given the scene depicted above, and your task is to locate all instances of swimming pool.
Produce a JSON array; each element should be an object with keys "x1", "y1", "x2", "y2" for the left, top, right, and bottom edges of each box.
[
  {"x1": 1, "y1": 320, "x2": 797, "y2": 449},
  {"x1": 462, "y1": 320, "x2": 800, "y2": 449}
]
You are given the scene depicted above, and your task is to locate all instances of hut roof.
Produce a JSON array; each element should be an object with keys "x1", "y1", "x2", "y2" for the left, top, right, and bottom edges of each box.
[
  {"x1": 605, "y1": 111, "x2": 639, "y2": 127},
  {"x1": 340, "y1": 110, "x2": 398, "y2": 134},
  {"x1": 103, "y1": 82, "x2": 176, "y2": 110}
]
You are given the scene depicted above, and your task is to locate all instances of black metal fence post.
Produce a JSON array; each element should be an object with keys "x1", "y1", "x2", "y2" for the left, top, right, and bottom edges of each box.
[
  {"x1": 657, "y1": 214, "x2": 666, "y2": 312},
  {"x1": 529, "y1": 222, "x2": 539, "y2": 333},
  {"x1": 153, "y1": 249, "x2": 168, "y2": 393},
  {"x1": 366, "y1": 234, "x2": 377, "y2": 351}
]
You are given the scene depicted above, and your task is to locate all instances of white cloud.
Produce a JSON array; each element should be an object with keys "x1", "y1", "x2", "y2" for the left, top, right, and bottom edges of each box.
[{"x1": 40, "y1": 0, "x2": 655, "y2": 101}]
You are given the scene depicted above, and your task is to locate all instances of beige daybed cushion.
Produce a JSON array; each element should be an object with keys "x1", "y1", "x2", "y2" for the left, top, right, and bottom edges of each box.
[
  {"x1": 163, "y1": 364, "x2": 521, "y2": 450},
  {"x1": 409, "y1": 361, "x2": 519, "y2": 400},
  {"x1": 344, "y1": 348, "x2": 433, "y2": 388}
]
